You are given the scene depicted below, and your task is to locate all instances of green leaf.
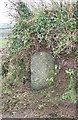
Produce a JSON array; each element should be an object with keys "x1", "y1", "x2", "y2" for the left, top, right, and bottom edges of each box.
[
  {"x1": 25, "y1": 44, "x2": 30, "y2": 49},
  {"x1": 6, "y1": 99, "x2": 10, "y2": 103},
  {"x1": 24, "y1": 40, "x2": 28, "y2": 44},
  {"x1": 50, "y1": 90, "x2": 55, "y2": 93}
]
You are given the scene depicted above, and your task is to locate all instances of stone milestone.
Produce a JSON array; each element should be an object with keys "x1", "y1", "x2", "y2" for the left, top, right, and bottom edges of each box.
[{"x1": 31, "y1": 51, "x2": 55, "y2": 91}]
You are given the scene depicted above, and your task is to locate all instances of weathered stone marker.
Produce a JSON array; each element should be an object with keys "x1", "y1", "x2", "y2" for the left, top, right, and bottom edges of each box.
[{"x1": 31, "y1": 51, "x2": 55, "y2": 90}]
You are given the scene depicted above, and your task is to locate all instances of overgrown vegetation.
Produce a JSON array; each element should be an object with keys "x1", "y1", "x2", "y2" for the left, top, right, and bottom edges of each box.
[
  {"x1": 2, "y1": 0, "x2": 78, "y2": 114},
  {"x1": 61, "y1": 69, "x2": 77, "y2": 103},
  {"x1": 10, "y1": 2, "x2": 77, "y2": 56},
  {"x1": 46, "y1": 70, "x2": 55, "y2": 86}
]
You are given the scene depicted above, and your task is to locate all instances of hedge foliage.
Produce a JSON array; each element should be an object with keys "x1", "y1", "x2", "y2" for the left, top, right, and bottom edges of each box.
[{"x1": 9, "y1": 1, "x2": 77, "y2": 57}]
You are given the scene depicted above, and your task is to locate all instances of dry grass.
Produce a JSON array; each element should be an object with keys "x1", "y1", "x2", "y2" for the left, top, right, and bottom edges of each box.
[
  {"x1": 0, "y1": 39, "x2": 8, "y2": 47},
  {"x1": 7, "y1": 0, "x2": 77, "y2": 18}
]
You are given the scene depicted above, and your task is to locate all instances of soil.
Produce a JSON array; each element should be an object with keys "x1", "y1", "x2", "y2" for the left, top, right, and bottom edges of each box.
[{"x1": 1, "y1": 48, "x2": 77, "y2": 119}]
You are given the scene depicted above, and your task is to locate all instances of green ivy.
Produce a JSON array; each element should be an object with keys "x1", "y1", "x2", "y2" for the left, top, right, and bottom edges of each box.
[
  {"x1": 10, "y1": 2, "x2": 76, "y2": 55},
  {"x1": 17, "y1": 1, "x2": 32, "y2": 18},
  {"x1": 7, "y1": 1, "x2": 77, "y2": 98},
  {"x1": 61, "y1": 69, "x2": 77, "y2": 103}
]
